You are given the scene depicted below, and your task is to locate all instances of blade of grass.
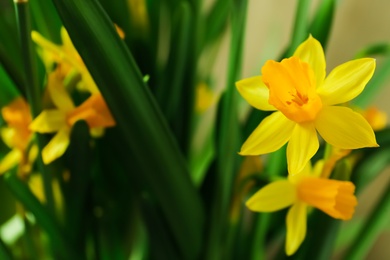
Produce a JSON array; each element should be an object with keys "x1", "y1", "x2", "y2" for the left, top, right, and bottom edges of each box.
[
  {"x1": 0, "y1": 65, "x2": 19, "y2": 107},
  {"x1": 50, "y1": 0, "x2": 204, "y2": 258},
  {"x1": 309, "y1": 0, "x2": 335, "y2": 49},
  {"x1": 286, "y1": 0, "x2": 311, "y2": 56},
  {"x1": 14, "y1": 0, "x2": 56, "y2": 219},
  {"x1": 205, "y1": 0, "x2": 248, "y2": 258},
  {"x1": 63, "y1": 121, "x2": 91, "y2": 257},
  {"x1": 156, "y1": 2, "x2": 192, "y2": 123},
  {"x1": 0, "y1": 13, "x2": 24, "y2": 95},
  {"x1": 29, "y1": 0, "x2": 61, "y2": 43},
  {"x1": 201, "y1": 0, "x2": 231, "y2": 50},
  {"x1": 355, "y1": 43, "x2": 390, "y2": 58}
]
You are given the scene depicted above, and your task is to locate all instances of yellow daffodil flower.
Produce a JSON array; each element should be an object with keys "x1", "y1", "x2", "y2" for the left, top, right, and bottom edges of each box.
[
  {"x1": 29, "y1": 72, "x2": 116, "y2": 164},
  {"x1": 360, "y1": 106, "x2": 387, "y2": 131},
  {"x1": 0, "y1": 98, "x2": 37, "y2": 175},
  {"x1": 195, "y1": 82, "x2": 218, "y2": 113},
  {"x1": 32, "y1": 27, "x2": 99, "y2": 93},
  {"x1": 246, "y1": 162, "x2": 357, "y2": 256},
  {"x1": 236, "y1": 36, "x2": 378, "y2": 174}
]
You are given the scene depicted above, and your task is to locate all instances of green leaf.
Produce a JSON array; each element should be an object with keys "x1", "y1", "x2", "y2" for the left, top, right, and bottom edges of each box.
[
  {"x1": 205, "y1": 0, "x2": 248, "y2": 258},
  {"x1": 50, "y1": 0, "x2": 204, "y2": 258},
  {"x1": 309, "y1": 0, "x2": 335, "y2": 49},
  {"x1": 156, "y1": 2, "x2": 192, "y2": 123},
  {"x1": 286, "y1": 0, "x2": 311, "y2": 56},
  {"x1": 3, "y1": 170, "x2": 78, "y2": 259},
  {"x1": 355, "y1": 43, "x2": 390, "y2": 59},
  {"x1": 30, "y1": 0, "x2": 62, "y2": 43},
  {"x1": 201, "y1": 0, "x2": 231, "y2": 50},
  {"x1": 0, "y1": 3, "x2": 24, "y2": 95},
  {"x1": 63, "y1": 121, "x2": 91, "y2": 256},
  {"x1": 14, "y1": 0, "x2": 56, "y2": 217},
  {"x1": 0, "y1": 65, "x2": 19, "y2": 107}
]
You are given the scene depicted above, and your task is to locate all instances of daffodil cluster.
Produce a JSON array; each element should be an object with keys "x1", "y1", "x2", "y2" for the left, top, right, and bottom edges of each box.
[
  {"x1": 0, "y1": 28, "x2": 116, "y2": 172},
  {"x1": 236, "y1": 36, "x2": 378, "y2": 255}
]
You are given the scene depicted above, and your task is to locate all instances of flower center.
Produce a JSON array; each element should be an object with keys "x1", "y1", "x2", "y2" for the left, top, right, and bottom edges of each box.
[
  {"x1": 262, "y1": 57, "x2": 323, "y2": 123},
  {"x1": 296, "y1": 177, "x2": 357, "y2": 220}
]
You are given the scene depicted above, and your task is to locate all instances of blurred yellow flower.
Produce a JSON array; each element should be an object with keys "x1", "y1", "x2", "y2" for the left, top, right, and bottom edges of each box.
[
  {"x1": 0, "y1": 98, "x2": 37, "y2": 175},
  {"x1": 128, "y1": 0, "x2": 149, "y2": 34},
  {"x1": 32, "y1": 28, "x2": 99, "y2": 93},
  {"x1": 29, "y1": 72, "x2": 116, "y2": 164},
  {"x1": 236, "y1": 36, "x2": 378, "y2": 174},
  {"x1": 246, "y1": 162, "x2": 357, "y2": 256},
  {"x1": 360, "y1": 106, "x2": 387, "y2": 131},
  {"x1": 195, "y1": 82, "x2": 218, "y2": 113}
]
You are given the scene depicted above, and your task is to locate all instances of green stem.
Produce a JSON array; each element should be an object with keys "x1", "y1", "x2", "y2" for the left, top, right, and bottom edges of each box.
[
  {"x1": 344, "y1": 180, "x2": 390, "y2": 260},
  {"x1": 14, "y1": 0, "x2": 56, "y2": 216},
  {"x1": 309, "y1": 0, "x2": 335, "y2": 49},
  {"x1": 249, "y1": 213, "x2": 271, "y2": 260},
  {"x1": 286, "y1": 0, "x2": 311, "y2": 56},
  {"x1": 205, "y1": 1, "x2": 248, "y2": 258}
]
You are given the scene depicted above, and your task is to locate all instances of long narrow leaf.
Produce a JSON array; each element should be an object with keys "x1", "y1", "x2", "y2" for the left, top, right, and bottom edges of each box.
[{"x1": 50, "y1": 0, "x2": 204, "y2": 258}]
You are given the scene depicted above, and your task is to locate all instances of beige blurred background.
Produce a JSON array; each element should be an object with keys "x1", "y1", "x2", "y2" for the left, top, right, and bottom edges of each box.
[{"x1": 212, "y1": 0, "x2": 390, "y2": 258}]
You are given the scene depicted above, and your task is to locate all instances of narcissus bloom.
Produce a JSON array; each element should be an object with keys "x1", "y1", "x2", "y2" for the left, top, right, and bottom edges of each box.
[
  {"x1": 29, "y1": 71, "x2": 116, "y2": 164},
  {"x1": 32, "y1": 27, "x2": 99, "y2": 93},
  {"x1": 246, "y1": 162, "x2": 357, "y2": 256},
  {"x1": 0, "y1": 98, "x2": 37, "y2": 175},
  {"x1": 236, "y1": 36, "x2": 378, "y2": 174}
]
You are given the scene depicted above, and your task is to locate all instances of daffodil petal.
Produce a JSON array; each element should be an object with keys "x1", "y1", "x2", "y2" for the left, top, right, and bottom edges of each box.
[
  {"x1": 287, "y1": 123, "x2": 319, "y2": 175},
  {"x1": 315, "y1": 106, "x2": 378, "y2": 149},
  {"x1": 236, "y1": 76, "x2": 276, "y2": 111},
  {"x1": 293, "y1": 35, "x2": 326, "y2": 86},
  {"x1": 240, "y1": 112, "x2": 295, "y2": 155},
  {"x1": 246, "y1": 180, "x2": 296, "y2": 212},
  {"x1": 0, "y1": 149, "x2": 22, "y2": 174},
  {"x1": 61, "y1": 27, "x2": 79, "y2": 60},
  {"x1": 286, "y1": 201, "x2": 307, "y2": 256},
  {"x1": 29, "y1": 110, "x2": 67, "y2": 133},
  {"x1": 317, "y1": 58, "x2": 375, "y2": 105},
  {"x1": 41, "y1": 128, "x2": 70, "y2": 164},
  {"x1": 47, "y1": 72, "x2": 75, "y2": 111},
  {"x1": 31, "y1": 31, "x2": 62, "y2": 59}
]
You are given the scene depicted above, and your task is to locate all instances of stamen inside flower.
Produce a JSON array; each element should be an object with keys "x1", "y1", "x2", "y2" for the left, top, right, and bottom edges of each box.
[
  {"x1": 262, "y1": 57, "x2": 323, "y2": 123},
  {"x1": 296, "y1": 177, "x2": 357, "y2": 220}
]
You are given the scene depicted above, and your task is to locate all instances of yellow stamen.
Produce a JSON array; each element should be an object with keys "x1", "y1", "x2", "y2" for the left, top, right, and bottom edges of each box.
[
  {"x1": 262, "y1": 57, "x2": 323, "y2": 123},
  {"x1": 297, "y1": 177, "x2": 357, "y2": 220}
]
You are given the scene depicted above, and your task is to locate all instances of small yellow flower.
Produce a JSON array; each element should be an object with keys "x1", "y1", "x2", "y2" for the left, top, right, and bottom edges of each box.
[
  {"x1": 128, "y1": 0, "x2": 150, "y2": 34},
  {"x1": 236, "y1": 36, "x2": 378, "y2": 174},
  {"x1": 360, "y1": 106, "x2": 387, "y2": 131},
  {"x1": 32, "y1": 28, "x2": 99, "y2": 93},
  {"x1": 29, "y1": 72, "x2": 116, "y2": 164},
  {"x1": 0, "y1": 98, "x2": 37, "y2": 175},
  {"x1": 195, "y1": 82, "x2": 218, "y2": 113},
  {"x1": 246, "y1": 162, "x2": 357, "y2": 256}
]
